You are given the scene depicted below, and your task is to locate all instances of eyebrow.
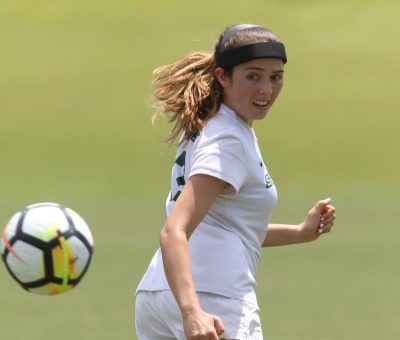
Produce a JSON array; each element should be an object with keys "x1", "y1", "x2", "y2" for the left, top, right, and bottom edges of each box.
[{"x1": 244, "y1": 66, "x2": 284, "y2": 73}]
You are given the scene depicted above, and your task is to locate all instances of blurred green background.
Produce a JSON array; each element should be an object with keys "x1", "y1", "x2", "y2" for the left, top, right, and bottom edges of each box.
[{"x1": 1, "y1": 0, "x2": 399, "y2": 339}]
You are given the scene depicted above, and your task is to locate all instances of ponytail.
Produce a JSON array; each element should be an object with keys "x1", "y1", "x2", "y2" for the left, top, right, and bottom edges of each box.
[{"x1": 152, "y1": 52, "x2": 221, "y2": 144}]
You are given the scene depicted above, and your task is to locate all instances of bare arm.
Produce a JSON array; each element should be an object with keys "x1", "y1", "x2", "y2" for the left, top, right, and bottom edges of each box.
[
  {"x1": 160, "y1": 174, "x2": 226, "y2": 339},
  {"x1": 263, "y1": 198, "x2": 336, "y2": 247}
]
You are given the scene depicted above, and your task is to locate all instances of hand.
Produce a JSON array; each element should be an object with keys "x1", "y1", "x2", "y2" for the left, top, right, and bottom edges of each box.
[
  {"x1": 182, "y1": 307, "x2": 225, "y2": 340},
  {"x1": 299, "y1": 198, "x2": 336, "y2": 241}
]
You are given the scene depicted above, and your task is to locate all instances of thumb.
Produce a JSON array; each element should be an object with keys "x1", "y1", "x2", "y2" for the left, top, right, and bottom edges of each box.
[
  {"x1": 314, "y1": 198, "x2": 331, "y2": 214},
  {"x1": 213, "y1": 316, "x2": 225, "y2": 336}
]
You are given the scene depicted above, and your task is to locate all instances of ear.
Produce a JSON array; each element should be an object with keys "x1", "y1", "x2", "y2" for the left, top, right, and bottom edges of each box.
[{"x1": 214, "y1": 67, "x2": 231, "y2": 88}]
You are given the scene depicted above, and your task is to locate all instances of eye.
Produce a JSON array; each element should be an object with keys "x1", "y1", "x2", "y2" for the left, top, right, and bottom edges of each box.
[
  {"x1": 271, "y1": 73, "x2": 283, "y2": 81},
  {"x1": 246, "y1": 73, "x2": 259, "y2": 81}
]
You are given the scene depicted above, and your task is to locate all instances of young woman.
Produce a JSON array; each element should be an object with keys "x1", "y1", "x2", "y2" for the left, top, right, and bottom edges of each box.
[{"x1": 135, "y1": 24, "x2": 336, "y2": 340}]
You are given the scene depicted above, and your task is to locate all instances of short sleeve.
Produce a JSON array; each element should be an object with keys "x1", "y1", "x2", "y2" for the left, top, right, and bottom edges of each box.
[{"x1": 189, "y1": 134, "x2": 248, "y2": 193}]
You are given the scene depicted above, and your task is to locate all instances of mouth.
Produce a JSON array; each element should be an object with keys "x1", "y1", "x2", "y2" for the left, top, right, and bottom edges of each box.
[{"x1": 253, "y1": 100, "x2": 271, "y2": 110}]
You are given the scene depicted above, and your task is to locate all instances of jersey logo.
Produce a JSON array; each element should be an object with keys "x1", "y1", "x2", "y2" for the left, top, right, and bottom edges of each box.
[
  {"x1": 265, "y1": 173, "x2": 274, "y2": 189},
  {"x1": 260, "y1": 159, "x2": 274, "y2": 188}
]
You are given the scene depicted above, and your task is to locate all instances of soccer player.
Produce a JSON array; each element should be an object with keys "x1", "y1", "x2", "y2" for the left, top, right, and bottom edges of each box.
[{"x1": 135, "y1": 24, "x2": 336, "y2": 340}]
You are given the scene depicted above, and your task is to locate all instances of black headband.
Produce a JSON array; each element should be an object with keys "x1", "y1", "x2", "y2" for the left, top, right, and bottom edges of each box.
[{"x1": 215, "y1": 24, "x2": 287, "y2": 69}]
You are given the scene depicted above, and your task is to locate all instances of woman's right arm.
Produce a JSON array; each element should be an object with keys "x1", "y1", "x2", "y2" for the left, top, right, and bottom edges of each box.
[{"x1": 160, "y1": 174, "x2": 226, "y2": 340}]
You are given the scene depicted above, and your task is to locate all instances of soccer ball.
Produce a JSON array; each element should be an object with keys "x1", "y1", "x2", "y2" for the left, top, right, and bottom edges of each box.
[{"x1": 1, "y1": 202, "x2": 94, "y2": 295}]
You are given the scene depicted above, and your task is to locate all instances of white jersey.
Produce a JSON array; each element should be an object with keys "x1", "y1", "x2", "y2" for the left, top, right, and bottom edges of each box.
[{"x1": 137, "y1": 104, "x2": 277, "y2": 303}]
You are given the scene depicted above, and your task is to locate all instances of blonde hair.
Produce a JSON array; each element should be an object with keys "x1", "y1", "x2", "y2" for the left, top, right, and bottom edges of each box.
[
  {"x1": 152, "y1": 52, "x2": 220, "y2": 144},
  {"x1": 152, "y1": 25, "x2": 280, "y2": 144}
]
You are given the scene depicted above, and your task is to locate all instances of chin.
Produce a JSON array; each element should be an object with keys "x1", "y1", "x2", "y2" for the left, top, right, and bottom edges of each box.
[{"x1": 254, "y1": 110, "x2": 269, "y2": 121}]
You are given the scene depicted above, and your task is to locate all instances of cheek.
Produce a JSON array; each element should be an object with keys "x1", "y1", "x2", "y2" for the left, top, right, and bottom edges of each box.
[
  {"x1": 272, "y1": 83, "x2": 283, "y2": 98},
  {"x1": 232, "y1": 87, "x2": 248, "y2": 102}
]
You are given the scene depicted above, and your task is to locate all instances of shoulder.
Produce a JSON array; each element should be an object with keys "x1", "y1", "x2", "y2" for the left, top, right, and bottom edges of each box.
[
  {"x1": 201, "y1": 106, "x2": 249, "y2": 143},
  {"x1": 180, "y1": 105, "x2": 250, "y2": 154}
]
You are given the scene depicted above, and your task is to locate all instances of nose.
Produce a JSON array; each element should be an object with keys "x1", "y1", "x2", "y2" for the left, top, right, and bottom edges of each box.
[{"x1": 260, "y1": 80, "x2": 273, "y2": 96}]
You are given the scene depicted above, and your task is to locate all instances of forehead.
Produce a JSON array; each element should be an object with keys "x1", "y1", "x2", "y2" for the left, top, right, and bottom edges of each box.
[{"x1": 235, "y1": 58, "x2": 284, "y2": 72}]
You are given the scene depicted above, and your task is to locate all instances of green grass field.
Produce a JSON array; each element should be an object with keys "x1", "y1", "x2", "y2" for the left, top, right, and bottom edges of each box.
[{"x1": 1, "y1": 0, "x2": 399, "y2": 339}]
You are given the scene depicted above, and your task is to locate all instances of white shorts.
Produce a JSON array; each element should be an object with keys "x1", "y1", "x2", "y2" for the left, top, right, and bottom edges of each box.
[{"x1": 135, "y1": 290, "x2": 263, "y2": 340}]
